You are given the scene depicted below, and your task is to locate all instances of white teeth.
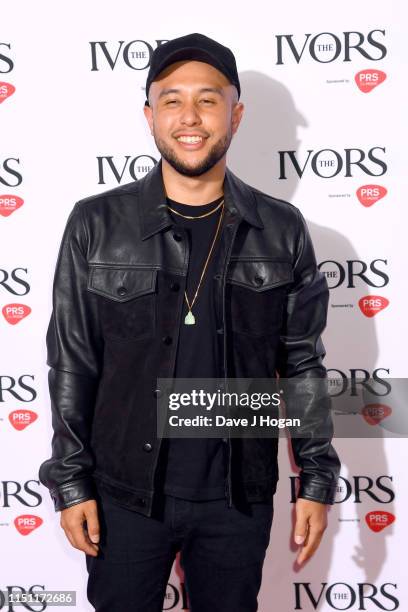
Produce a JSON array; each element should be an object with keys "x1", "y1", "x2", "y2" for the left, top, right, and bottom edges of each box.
[{"x1": 177, "y1": 136, "x2": 203, "y2": 143}]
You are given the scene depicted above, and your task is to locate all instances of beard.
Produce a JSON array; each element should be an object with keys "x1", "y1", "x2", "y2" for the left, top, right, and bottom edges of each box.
[{"x1": 152, "y1": 128, "x2": 232, "y2": 177}]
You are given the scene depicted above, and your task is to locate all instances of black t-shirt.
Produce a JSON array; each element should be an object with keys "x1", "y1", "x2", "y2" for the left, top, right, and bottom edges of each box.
[{"x1": 154, "y1": 195, "x2": 227, "y2": 500}]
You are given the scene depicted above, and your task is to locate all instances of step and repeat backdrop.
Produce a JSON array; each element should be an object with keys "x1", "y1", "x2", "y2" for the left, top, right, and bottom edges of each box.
[{"x1": 1, "y1": 1, "x2": 407, "y2": 610}]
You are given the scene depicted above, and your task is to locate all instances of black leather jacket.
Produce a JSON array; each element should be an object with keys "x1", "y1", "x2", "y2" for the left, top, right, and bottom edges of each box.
[{"x1": 38, "y1": 159, "x2": 340, "y2": 515}]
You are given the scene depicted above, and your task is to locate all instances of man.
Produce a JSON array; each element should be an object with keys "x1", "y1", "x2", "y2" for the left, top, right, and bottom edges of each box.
[{"x1": 39, "y1": 33, "x2": 341, "y2": 612}]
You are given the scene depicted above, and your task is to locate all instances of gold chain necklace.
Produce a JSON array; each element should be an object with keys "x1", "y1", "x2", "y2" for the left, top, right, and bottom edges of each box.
[
  {"x1": 183, "y1": 202, "x2": 225, "y2": 325},
  {"x1": 167, "y1": 198, "x2": 224, "y2": 220}
]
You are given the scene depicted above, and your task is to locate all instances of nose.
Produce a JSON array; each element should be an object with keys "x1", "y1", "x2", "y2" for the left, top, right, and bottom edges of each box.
[{"x1": 179, "y1": 101, "x2": 202, "y2": 126}]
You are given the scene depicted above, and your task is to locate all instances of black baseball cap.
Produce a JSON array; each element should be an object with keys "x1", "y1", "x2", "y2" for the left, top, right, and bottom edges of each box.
[{"x1": 145, "y1": 33, "x2": 241, "y2": 105}]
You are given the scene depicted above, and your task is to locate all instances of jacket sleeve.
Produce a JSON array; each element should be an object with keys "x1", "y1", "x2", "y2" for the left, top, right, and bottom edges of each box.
[
  {"x1": 276, "y1": 208, "x2": 341, "y2": 505},
  {"x1": 38, "y1": 202, "x2": 103, "y2": 511}
]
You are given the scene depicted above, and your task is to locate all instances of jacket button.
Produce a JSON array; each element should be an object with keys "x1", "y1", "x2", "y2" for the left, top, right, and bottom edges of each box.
[
  {"x1": 136, "y1": 497, "x2": 146, "y2": 506},
  {"x1": 170, "y1": 282, "x2": 180, "y2": 292},
  {"x1": 143, "y1": 442, "x2": 152, "y2": 452},
  {"x1": 214, "y1": 274, "x2": 221, "y2": 281},
  {"x1": 153, "y1": 389, "x2": 162, "y2": 398},
  {"x1": 173, "y1": 233, "x2": 182, "y2": 242},
  {"x1": 117, "y1": 285, "x2": 127, "y2": 296},
  {"x1": 230, "y1": 207, "x2": 237, "y2": 215},
  {"x1": 254, "y1": 275, "x2": 264, "y2": 286},
  {"x1": 162, "y1": 335, "x2": 172, "y2": 345},
  {"x1": 216, "y1": 328, "x2": 224, "y2": 335}
]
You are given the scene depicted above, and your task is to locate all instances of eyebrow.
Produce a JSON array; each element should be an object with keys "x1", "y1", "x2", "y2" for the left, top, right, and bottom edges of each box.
[{"x1": 158, "y1": 87, "x2": 225, "y2": 99}]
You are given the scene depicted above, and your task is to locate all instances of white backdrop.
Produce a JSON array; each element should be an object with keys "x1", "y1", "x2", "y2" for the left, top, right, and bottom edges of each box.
[{"x1": 1, "y1": 1, "x2": 407, "y2": 610}]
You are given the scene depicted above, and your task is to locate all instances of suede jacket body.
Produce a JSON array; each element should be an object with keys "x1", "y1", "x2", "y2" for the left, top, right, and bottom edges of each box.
[{"x1": 38, "y1": 160, "x2": 341, "y2": 515}]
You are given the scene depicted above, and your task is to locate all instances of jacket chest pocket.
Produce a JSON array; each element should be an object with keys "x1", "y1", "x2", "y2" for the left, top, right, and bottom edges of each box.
[
  {"x1": 87, "y1": 266, "x2": 157, "y2": 341},
  {"x1": 225, "y1": 260, "x2": 293, "y2": 337}
]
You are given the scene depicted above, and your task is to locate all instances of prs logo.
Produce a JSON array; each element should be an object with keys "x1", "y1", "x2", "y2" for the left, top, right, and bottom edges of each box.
[
  {"x1": 2, "y1": 304, "x2": 31, "y2": 325},
  {"x1": 365, "y1": 510, "x2": 395, "y2": 532},
  {"x1": 358, "y1": 295, "x2": 389, "y2": 317},
  {"x1": 355, "y1": 69, "x2": 387, "y2": 93},
  {"x1": 0, "y1": 82, "x2": 15, "y2": 104},
  {"x1": 0, "y1": 195, "x2": 24, "y2": 216},
  {"x1": 362, "y1": 404, "x2": 392, "y2": 425},
  {"x1": 356, "y1": 185, "x2": 387, "y2": 207},
  {"x1": 8, "y1": 410, "x2": 38, "y2": 431},
  {"x1": 14, "y1": 515, "x2": 43, "y2": 535}
]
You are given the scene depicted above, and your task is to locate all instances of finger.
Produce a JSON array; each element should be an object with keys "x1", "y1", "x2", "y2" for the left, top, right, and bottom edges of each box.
[
  {"x1": 69, "y1": 521, "x2": 99, "y2": 556},
  {"x1": 294, "y1": 508, "x2": 310, "y2": 546},
  {"x1": 84, "y1": 505, "x2": 100, "y2": 545},
  {"x1": 61, "y1": 513, "x2": 98, "y2": 556},
  {"x1": 62, "y1": 525, "x2": 99, "y2": 557},
  {"x1": 297, "y1": 526, "x2": 325, "y2": 564}
]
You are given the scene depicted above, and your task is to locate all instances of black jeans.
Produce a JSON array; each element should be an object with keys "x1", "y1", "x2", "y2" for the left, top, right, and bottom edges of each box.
[{"x1": 85, "y1": 490, "x2": 274, "y2": 611}]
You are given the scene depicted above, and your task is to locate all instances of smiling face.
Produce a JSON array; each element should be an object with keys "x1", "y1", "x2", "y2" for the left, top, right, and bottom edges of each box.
[{"x1": 143, "y1": 60, "x2": 244, "y2": 177}]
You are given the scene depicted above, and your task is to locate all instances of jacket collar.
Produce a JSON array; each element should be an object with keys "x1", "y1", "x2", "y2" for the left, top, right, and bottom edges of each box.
[{"x1": 134, "y1": 159, "x2": 264, "y2": 240}]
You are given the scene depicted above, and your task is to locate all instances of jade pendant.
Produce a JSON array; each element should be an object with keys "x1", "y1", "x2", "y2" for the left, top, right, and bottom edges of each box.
[{"x1": 184, "y1": 310, "x2": 196, "y2": 325}]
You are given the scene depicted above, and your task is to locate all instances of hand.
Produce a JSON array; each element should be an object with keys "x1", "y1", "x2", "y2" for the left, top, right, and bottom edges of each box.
[
  {"x1": 293, "y1": 498, "x2": 328, "y2": 565},
  {"x1": 60, "y1": 499, "x2": 100, "y2": 557}
]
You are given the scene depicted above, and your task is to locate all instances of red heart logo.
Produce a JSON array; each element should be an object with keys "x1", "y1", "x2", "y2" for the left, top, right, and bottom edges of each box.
[
  {"x1": 14, "y1": 515, "x2": 43, "y2": 535},
  {"x1": 365, "y1": 510, "x2": 395, "y2": 533},
  {"x1": 356, "y1": 185, "x2": 387, "y2": 207},
  {"x1": 358, "y1": 296, "x2": 389, "y2": 317},
  {"x1": 0, "y1": 82, "x2": 16, "y2": 104},
  {"x1": 2, "y1": 303, "x2": 31, "y2": 325},
  {"x1": 0, "y1": 195, "x2": 24, "y2": 217},
  {"x1": 8, "y1": 410, "x2": 38, "y2": 431},
  {"x1": 355, "y1": 69, "x2": 387, "y2": 93},
  {"x1": 362, "y1": 404, "x2": 392, "y2": 425}
]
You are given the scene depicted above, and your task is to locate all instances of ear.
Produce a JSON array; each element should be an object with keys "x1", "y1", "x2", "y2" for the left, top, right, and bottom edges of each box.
[
  {"x1": 143, "y1": 102, "x2": 154, "y2": 135},
  {"x1": 231, "y1": 101, "x2": 244, "y2": 137}
]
